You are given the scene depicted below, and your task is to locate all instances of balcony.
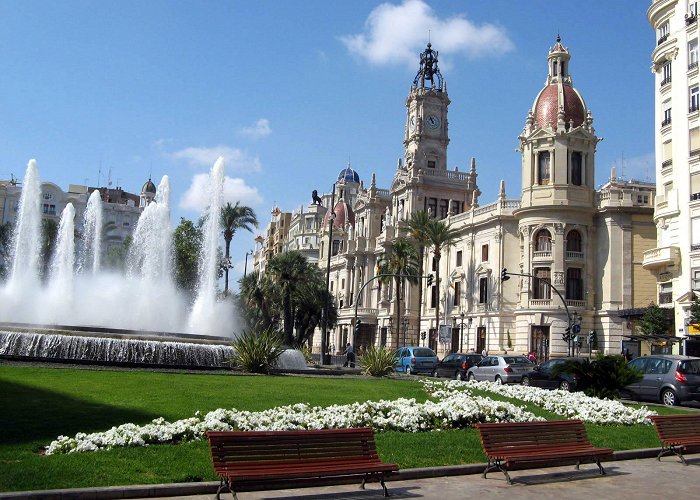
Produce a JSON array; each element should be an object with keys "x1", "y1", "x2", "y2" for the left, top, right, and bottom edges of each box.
[
  {"x1": 659, "y1": 292, "x2": 673, "y2": 304},
  {"x1": 691, "y1": 243, "x2": 700, "y2": 252},
  {"x1": 691, "y1": 149, "x2": 700, "y2": 158},
  {"x1": 691, "y1": 192, "x2": 700, "y2": 202},
  {"x1": 566, "y1": 251, "x2": 584, "y2": 260},
  {"x1": 661, "y1": 77, "x2": 672, "y2": 87},
  {"x1": 661, "y1": 159, "x2": 673, "y2": 173},
  {"x1": 566, "y1": 300, "x2": 586, "y2": 308},
  {"x1": 691, "y1": 62, "x2": 699, "y2": 71},
  {"x1": 642, "y1": 246, "x2": 681, "y2": 270},
  {"x1": 533, "y1": 250, "x2": 552, "y2": 260},
  {"x1": 658, "y1": 34, "x2": 670, "y2": 45},
  {"x1": 691, "y1": 104, "x2": 700, "y2": 113},
  {"x1": 687, "y1": 13, "x2": 698, "y2": 26},
  {"x1": 530, "y1": 299, "x2": 552, "y2": 307},
  {"x1": 661, "y1": 117, "x2": 672, "y2": 127}
]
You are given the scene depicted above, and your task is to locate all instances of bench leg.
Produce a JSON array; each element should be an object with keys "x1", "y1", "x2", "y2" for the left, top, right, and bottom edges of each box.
[
  {"x1": 380, "y1": 474, "x2": 390, "y2": 497},
  {"x1": 360, "y1": 475, "x2": 366, "y2": 490},
  {"x1": 657, "y1": 445, "x2": 687, "y2": 465},
  {"x1": 216, "y1": 478, "x2": 237, "y2": 500},
  {"x1": 594, "y1": 457, "x2": 606, "y2": 476},
  {"x1": 482, "y1": 459, "x2": 512, "y2": 484}
]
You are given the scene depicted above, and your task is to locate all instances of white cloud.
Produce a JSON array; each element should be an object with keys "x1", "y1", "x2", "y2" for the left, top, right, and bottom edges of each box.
[
  {"x1": 340, "y1": 0, "x2": 513, "y2": 68},
  {"x1": 167, "y1": 146, "x2": 262, "y2": 172},
  {"x1": 238, "y1": 118, "x2": 271, "y2": 139},
  {"x1": 179, "y1": 173, "x2": 264, "y2": 212}
]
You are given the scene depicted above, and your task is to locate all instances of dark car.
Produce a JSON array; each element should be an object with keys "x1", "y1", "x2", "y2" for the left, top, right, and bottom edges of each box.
[
  {"x1": 623, "y1": 355, "x2": 700, "y2": 406},
  {"x1": 521, "y1": 357, "x2": 584, "y2": 391},
  {"x1": 434, "y1": 353, "x2": 484, "y2": 380}
]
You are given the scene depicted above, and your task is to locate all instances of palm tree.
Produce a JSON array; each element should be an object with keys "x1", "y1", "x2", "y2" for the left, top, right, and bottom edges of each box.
[
  {"x1": 423, "y1": 218, "x2": 460, "y2": 342},
  {"x1": 378, "y1": 238, "x2": 420, "y2": 343},
  {"x1": 407, "y1": 210, "x2": 431, "y2": 338},
  {"x1": 239, "y1": 270, "x2": 276, "y2": 328},
  {"x1": 220, "y1": 202, "x2": 258, "y2": 295},
  {"x1": 267, "y1": 251, "x2": 309, "y2": 345}
]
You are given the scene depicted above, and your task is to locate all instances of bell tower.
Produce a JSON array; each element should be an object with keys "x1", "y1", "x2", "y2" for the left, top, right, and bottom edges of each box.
[{"x1": 404, "y1": 43, "x2": 450, "y2": 173}]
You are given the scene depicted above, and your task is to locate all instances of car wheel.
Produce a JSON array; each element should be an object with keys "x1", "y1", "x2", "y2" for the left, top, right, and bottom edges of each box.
[
  {"x1": 521, "y1": 376, "x2": 530, "y2": 386},
  {"x1": 455, "y1": 371, "x2": 462, "y2": 381},
  {"x1": 431, "y1": 369, "x2": 438, "y2": 378},
  {"x1": 661, "y1": 388, "x2": 679, "y2": 406},
  {"x1": 495, "y1": 376, "x2": 503, "y2": 385},
  {"x1": 559, "y1": 380, "x2": 571, "y2": 392},
  {"x1": 405, "y1": 366, "x2": 412, "y2": 375},
  {"x1": 468, "y1": 372, "x2": 476, "y2": 381}
]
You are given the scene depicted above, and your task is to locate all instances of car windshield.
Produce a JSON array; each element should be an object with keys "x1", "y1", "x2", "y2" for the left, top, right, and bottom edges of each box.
[
  {"x1": 504, "y1": 356, "x2": 531, "y2": 364},
  {"x1": 678, "y1": 359, "x2": 700, "y2": 374},
  {"x1": 412, "y1": 348, "x2": 435, "y2": 357}
]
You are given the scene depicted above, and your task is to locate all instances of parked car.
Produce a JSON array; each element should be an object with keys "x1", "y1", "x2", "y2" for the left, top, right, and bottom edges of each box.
[
  {"x1": 521, "y1": 357, "x2": 584, "y2": 391},
  {"x1": 434, "y1": 353, "x2": 484, "y2": 380},
  {"x1": 466, "y1": 355, "x2": 533, "y2": 384},
  {"x1": 623, "y1": 355, "x2": 700, "y2": 406},
  {"x1": 393, "y1": 346, "x2": 438, "y2": 375}
]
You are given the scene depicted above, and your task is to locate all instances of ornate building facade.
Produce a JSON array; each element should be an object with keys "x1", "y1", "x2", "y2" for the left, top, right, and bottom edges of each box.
[{"x1": 254, "y1": 39, "x2": 657, "y2": 358}]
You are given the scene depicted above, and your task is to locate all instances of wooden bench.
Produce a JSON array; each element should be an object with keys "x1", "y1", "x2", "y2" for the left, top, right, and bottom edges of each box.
[
  {"x1": 475, "y1": 420, "x2": 613, "y2": 484},
  {"x1": 206, "y1": 428, "x2": 399, "y2": 499},
  {"x1": 650, "y1": 414, "x2": 700, "y2": 465}
]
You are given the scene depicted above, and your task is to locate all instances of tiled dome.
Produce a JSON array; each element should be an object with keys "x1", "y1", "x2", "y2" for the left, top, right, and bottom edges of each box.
[
  {"x1": 323, "y1": 200, "x2": 355, "y2": 229},
  {"x1": 533, "y1": 84, "x2": 585, "y2": 130},
  {"x1": 141, "y1": 178, "x2": 157, "y2": 194},
  {"x1": 337, "y1": 167, "x2": 360, "y2": 183}
]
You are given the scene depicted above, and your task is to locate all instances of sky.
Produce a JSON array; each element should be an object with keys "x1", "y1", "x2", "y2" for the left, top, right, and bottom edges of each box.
[{"x1": 0, "y1": 0, "x2": 655, "y2": 289}]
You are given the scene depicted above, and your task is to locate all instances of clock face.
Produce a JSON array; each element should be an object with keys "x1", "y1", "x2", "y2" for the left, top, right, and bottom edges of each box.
[
  {"x1": 427, "y1": 114, "x2": 441, "y2": 129},
  {"x1": 409, "y1": 115, "x2": 416, "y2": 132}
]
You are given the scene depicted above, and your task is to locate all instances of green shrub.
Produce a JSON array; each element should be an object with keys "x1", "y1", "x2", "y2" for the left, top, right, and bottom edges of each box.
[
  {"x1": 299, "y1": 344, "x2": 315, "y2": 365},
  {"x1": 230, "y1": 327, "x2": 285, "y2": 373},
  {"x1": 360, "y1": 346, "x2": 397, "y2": 377},
  {"x1": 554, "y1": 354, "x2": 643, "y2": 399}
]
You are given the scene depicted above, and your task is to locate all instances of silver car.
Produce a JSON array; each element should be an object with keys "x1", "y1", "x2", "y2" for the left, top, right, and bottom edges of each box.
[
  {"x1": 624, "y1": 355, "x2": 700, "y2": 406},
  {"x1": 466, "y1": 355, "x2": 533, "y2": 384}
]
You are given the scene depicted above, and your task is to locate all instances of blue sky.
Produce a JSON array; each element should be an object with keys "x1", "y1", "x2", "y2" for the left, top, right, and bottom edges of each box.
[{"x1": 0, "y1": 1, "x2": 654, "y2": 288}]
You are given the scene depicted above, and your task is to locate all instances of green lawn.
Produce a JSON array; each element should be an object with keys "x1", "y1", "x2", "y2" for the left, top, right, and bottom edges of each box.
[{"x1": 0, "y1": 364, "x2": 691, "y2": 493}]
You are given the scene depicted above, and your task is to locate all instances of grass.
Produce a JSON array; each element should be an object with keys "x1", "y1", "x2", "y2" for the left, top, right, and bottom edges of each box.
[{"x1": 0, "y1": 364, "x2": 693, "y2": 492}]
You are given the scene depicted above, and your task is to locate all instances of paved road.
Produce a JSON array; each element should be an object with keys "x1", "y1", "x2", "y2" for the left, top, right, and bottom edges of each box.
[{"x1": 148, "y1": 456, "x2": 700, "y2": 500}]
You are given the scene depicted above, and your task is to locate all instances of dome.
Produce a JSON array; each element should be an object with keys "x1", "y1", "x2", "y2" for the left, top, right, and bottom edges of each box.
[
  {"x1": 323, "y1": 200, "x2": 355, "y2": 229},
  {"x1": 141, "y1": 178, "x2": 157, "y2": 194},
  {"x1": 337, "y1": 166, "x2": 360, "y2": 183},
  {"x1": 533, "y1": 84, "x2": 585, "y2": 131}
]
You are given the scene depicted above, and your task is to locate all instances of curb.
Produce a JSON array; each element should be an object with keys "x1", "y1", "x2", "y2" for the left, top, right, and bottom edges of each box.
[{"x1": 0, "y1": 448, "x2": 665, "y2": 500}]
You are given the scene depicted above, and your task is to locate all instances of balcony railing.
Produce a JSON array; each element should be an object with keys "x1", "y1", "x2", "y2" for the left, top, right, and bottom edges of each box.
[
  {"x1": 662, "y1": 117, "x2": 672, "y2": 127},
  {"x1": 659, "y1": 292, "x2": 673, "y2": 304},
  {"x1": 661, "y1": 159, "x2": 673, "y2": 169},
  {"x1": 687, "y1": 13, "x2": 698, "y2": 25},
  {"x1": 566, "y1": 300, "x2": 586, "y2": 308},
  {"x1": 530, "y1": 299, "x2": 552, "y2": 307},
  {"x1": 566, "y1": 251, "x2": 584, "y2": 260},
  {"x1": 691, "y1": 192, "x2": 700, "y2": 201},
  {"x1": 658, "y1": 34, "x2": 670, "y2": 45},
  {"x1": 643, "y1": 246, "x2": 681, "y2": 269},
  {"x1": 691, "y1": 243, "x2": 700, "y2": 251},
  {"x1": 691, "y1": 148, "x2": 700, "y2": 157},
  {"x1": 691, "y1": 62, "x2": 699, "y2": 71},
  {"x1": 691, "y1": 103, "x2": 700, "y2": 113},
  {"x1": 533, "y1": 250, "x2": 552, "y2": 260},
  {"x1": 661, "y1": 77, "x2": 672, "y2": 87}
]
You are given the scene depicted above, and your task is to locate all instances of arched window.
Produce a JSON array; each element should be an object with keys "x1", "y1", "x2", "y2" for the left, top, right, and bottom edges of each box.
[
  {"x1": 535, "y1": 229, "x2": 552, "y2": 252},
  {"x1": 538, "y1": 151, "x2": 551, "y2": 185},
  {"x1": 571, "y1": 152, "x2": 582, "y2": 186},
  {"x1": 566, "y1": 230, "x2": 582, "y2": 253}
]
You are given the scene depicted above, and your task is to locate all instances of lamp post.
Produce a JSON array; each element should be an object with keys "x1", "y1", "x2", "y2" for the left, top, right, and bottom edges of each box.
[
  {"x1": 459, "y1": 312, "x2": 465, "y2": 352},
  {"x1": 243, "y1": 250, "x2": 253, "y2": 277},
  {"x1": 402, "y1": 317, "x2": 409, "y2": 347},
  {"x1": 320, "y1": 184, "x2": 336, "y2": 366},
  {"x1": 388, "y1": 317, "x2": 393, "y2": 345},
  {"x1": 467, "y1": 316, "x2": 473, "y2": 352}
]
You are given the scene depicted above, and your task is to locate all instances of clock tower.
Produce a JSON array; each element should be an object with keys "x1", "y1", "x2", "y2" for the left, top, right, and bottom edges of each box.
[{"x1": 404, "y1": 43, "x2": 450, "y2": 172}]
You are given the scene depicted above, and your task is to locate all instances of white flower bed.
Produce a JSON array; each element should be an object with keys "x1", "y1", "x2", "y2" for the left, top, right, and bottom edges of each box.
[
  {"x1": 423, "y1": 379, "x2": 656, "y2": 426},
  {"x1": 45, "y1": 393, "x2": 541, "y2": 455}
]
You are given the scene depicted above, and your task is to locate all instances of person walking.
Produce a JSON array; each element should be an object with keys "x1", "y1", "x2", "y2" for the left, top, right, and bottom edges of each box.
[{"x1": 343, "y1": 342, "x2": 355, "y2": 368}]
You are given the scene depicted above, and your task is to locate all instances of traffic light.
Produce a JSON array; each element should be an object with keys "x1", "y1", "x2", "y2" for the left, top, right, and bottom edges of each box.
[
  {"x1": 427, "y1": 274, "x2": 434, "y2": 287},
  {"x1": 562, "y1": 326, "x2": 571, "y2": 341},
  {"x1": 588, "y1": 329, "x2": 598, "y2": 347},
  {"x1": 501, "y1": 268, "x2": 510, "y2": 282},
  {"x1": 354, "y1": 319, "x2": 362, "y2": 337}
]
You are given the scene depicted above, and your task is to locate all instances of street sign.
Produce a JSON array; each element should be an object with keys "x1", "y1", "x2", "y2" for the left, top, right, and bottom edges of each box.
[
  {"x1": 572, "y1": 324, "x2": 581, "y2": 334},
  {"x1": 439, "y1": 324, "x2": 452, "y2": 343}
]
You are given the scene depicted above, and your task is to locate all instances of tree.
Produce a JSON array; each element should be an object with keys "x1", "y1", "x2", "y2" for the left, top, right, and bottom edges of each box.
[
  {"x1": 690, "y1": 293, "x2": 700, "y2": 326},
  {"x1": 103, "y1": 235, "x2": 132, "y2": 271},
  {"x1": 220, "y1": 202, "x2": 258, "y2": 295},
  {"x1": 293, "y1": 267, "x2": 337, "y2": 346},
  {"x1": 0, "y1": 222, "x2": 12, "y2": 280},
  {"x1": 407, "y1": 210, "x2": 431, "y2": 339},
  {"x1": 377, "y1": 238, "x2": 420, "y2": 341},
  {"x1": 238, "y1": 270, "x2": 277, "y2": 328},
  {"x1": 172, "y1": 217, "x2": 203, "y2": 295},
  {"x1": 267, "y1": 251, "x2": 311, "y2": 345},
  {"x1": 638, "y1": 303, "x2": 673, "y2": 336},
  {"x1": 422, "y1": 218, "x2": 460, "y2": 342}
]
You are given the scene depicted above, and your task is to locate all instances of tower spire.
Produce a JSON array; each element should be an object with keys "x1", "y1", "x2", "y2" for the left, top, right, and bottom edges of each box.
[{"x1": 413, "y1": 42, "x2": 443, "y2": 90}]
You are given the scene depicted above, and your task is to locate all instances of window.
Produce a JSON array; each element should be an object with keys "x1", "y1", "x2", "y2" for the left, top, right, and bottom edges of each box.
[
  {"x1": 454, "y1": 281, "x2": 461, "y2": 306},
  {"x1": 691, "y1": 86, "x2": 699, "y2": 112},
  {"x1": 690, "y1": 39, "x2": 699, "y2": 69},
  {"x1": 430, "y1": 285, "x2": 437, "y2": 308},
  {"x1": 427, "y1": 198, "x2": 437, "y2": 218},
  {"x1": 479, "y1": 277, "x2": 488, "y2": 304},
  {"x1": 427, "y1": 160, "x2": 436, "y2": 168},
  {"x1": 535, "y1": 229, "x2": 552, "y2": 252},
  {"x1": 533, "y1": 268, "x2": 551, "y2": 300},
  {"x1": 658, "y1": 21, "x2": 670, "y2": 44},
  {"x1": 566, "y1": 268, "x2": 583, "y2": 300},
  {"x1": 341, "y1": 279, "x2": 345, "y2": 289},
  {"x1": 43, "y1": 193, "x2": 53, "y2": 200},
  {"x1": 663, "y1": 140, "x2": 673, "y2": 168},
  {"x1": 456, "y1": 250, "x2": 463, "y2": 267},
  {"x1": 693, "y1": 268, "x2": 700, "y2": 289},
  {"x1": 571, "y1": 151, "x2": 582, "y2": 186},
  {"x1": 692, "y1": 217, "x2": 700, "y2": 249},
  {"x1": 538, "y1": 151, "x2": 551, "y2": 185},
  {"x1": 691, "y1": 175, "x2": 700, "y2": 201},
  {"x1": 659, "y1": 282, "x2": 673, "y2": 304},
  {"x1": 662, "y1": 61, "x2": 672, "y2": 86},
  {"x1": 481, "y1": 244, "x2": 489, "y2": 262},
  {"x1": 566, "y1": 230, "x2": 582, "y2": 252},
  {"x1": 332, "y1": 240, "x2": 340, "y2": 256},
  {"x1": 439, "y1": 200, "x2": 448, "y2": 219},
  {"x1": 330, "y1": 281, "x2": 334, "y2": 292},
  {"x1": 662, "y1": 99, "x2": 672, "y2": 126},
  {"x1": 451, "y1": 200, "x2": 460, "y2": 215},
  {"x1": 42, "y1": 204, "x2": 56, "y2": 215}
]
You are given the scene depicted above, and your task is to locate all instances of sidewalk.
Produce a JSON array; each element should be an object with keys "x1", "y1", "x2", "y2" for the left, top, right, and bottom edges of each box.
[{"x1": 147, "y1": 455, "x2": 700, "y2": 500}]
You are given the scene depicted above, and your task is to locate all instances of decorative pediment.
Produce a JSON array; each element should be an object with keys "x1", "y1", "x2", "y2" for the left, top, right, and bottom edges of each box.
[{"x1": 475, "y1": 264, "x2": 492, "y2": 276}]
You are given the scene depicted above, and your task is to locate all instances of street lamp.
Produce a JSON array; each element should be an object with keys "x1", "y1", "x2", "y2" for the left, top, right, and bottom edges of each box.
[
  {"x1": 320, "y1": 184, "x2": 336, "y2": 365},
  {"x1": 243, "y1": 250, "x2": 254, "y2": 277},
  {"x1": 459, "y1": 312, "x2": 465, "y2": 352},
  {"x1": 402, "y1": 317, "x2": 409, "y2": 347},
  {"x1": 467, "y1": 316, "x2": 473, "y2": 352}
]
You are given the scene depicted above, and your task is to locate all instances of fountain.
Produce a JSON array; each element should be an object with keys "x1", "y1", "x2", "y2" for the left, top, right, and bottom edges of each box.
[{"x1": 0, "y1": 158, "x2": 238, "y2": 368}]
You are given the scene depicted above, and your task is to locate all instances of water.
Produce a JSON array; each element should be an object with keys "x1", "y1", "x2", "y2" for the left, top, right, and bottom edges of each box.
[{"x1": 0, "y1": 158, "x2": 238, "y2": 338}]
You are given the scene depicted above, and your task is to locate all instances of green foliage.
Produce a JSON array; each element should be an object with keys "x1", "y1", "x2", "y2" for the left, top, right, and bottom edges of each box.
[
  {"x1": 220, "y1": 202, "x2": 258, "y2": 294},
  {"x1": 103, "y1": 236, "x2": 132, "y2": 271},
  {"x1": 690, "y1": 293, "x2": 700, "y2": 326},
  {"x1": 554, "y1": 355, "x2": 643, "y2": 399},
  {"x1": 172, "y1": 218, "x2": 203, "y2": 294},
  {"x1": 638, "y1": 304, "x2": 673, "y2": 336},
  {"x1": 360, "y1": 346, "x2": 398, "y2": 377},
  {"x1": 230, "y1": 327, "x2": 285, "y2": 373},
  {"x1": 378, "y1": 238, "x2": 420, "y2": 331}
]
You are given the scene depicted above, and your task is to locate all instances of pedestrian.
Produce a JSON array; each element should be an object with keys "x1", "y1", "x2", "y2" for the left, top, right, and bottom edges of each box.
[
  {"x1": 343, "y1": 342, "x2": 355, "y2": 368},
  {"x1": 527, "y1": 351, "x2": 537, "y2": 363},
  {"x1": 481, "y1": 348, "x2": 488, "y2": 357}
]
